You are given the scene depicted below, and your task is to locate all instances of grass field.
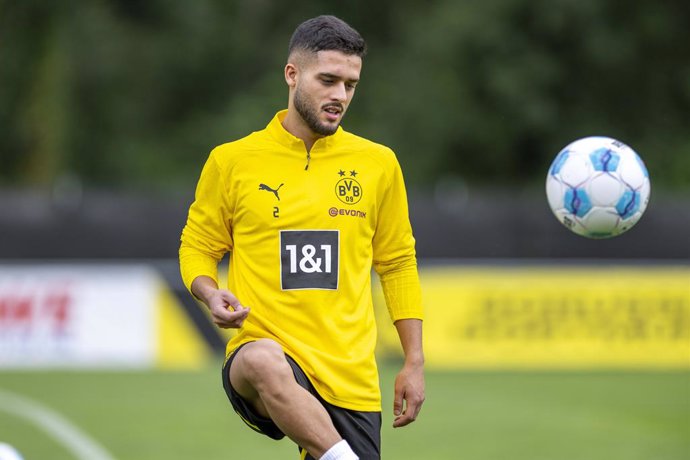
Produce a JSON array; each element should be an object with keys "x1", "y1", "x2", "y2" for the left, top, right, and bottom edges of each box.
[{"x1": 0, "y1": 361, "x2": 688, "y2": 460}]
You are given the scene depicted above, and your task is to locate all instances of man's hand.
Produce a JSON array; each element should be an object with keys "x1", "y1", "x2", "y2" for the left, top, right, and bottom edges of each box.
[
  {"x1": 191, "y1": 275, "x2": 250, "y2": 328},
  {"x1": 206, "y1": 289, "x2": 250, "y2": 328},
  {"x1": 392, "y1": 318, "x2": 425, "y2": 428},
  {"x1": 392, "y1": 361, "x2": 425, "y2": 428}
]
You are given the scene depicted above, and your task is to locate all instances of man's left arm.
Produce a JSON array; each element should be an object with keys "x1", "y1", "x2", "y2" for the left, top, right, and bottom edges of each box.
[
  {"x1": 370, "y1": 150, "x2": 425, "y2": 427},
  {"x1": 392, "y1": 318, "x2": 425, "y2": 428}
]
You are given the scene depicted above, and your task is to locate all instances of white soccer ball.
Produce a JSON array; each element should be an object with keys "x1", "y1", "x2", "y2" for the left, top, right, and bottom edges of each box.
[
  {"x1": 0, "y1": 444, "x2": 24, "y2": 460},
  {"x1": 546, "y1": 136, "x2": 651, "y2": 238}
]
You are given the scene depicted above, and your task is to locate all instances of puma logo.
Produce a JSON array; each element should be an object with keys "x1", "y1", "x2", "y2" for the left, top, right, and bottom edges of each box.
[{"x1": 259, "y1": 183, "x2": 284, "y2": 201}]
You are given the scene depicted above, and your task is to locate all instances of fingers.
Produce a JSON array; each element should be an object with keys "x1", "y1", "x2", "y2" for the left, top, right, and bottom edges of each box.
[
  {"x1": 219, "y1": 290, "x2": 242, "y2": 308},
  {"x1": 393, "y1": 399, "x2": 422, "y2": 427},
  {"x1": 392, "y1": 373, "x2": 425, "y2": 428},
  {"x1": 393, "y1": 392, "x2": 403, "y2": 418},
  {"x1": 212, "y1": 305, "x2": 249, "y2": 328},
  {"x1": 212, "y1": 304, "x2": 249, "y2": 328},
  {"x1": 209, "y1": 290, "x2": 250, "y2": 328},
  {"x1": 392, "y1": 390, "x2": 424, "y2": 428}
]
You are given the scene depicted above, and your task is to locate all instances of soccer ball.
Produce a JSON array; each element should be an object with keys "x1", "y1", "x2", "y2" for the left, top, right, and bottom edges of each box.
[
  {"x1": 0, "y1": 444, "x2": 24, "y2": 460},
  {"x1": 546, "y1": 136, "x2": 650, "y2": 238}
]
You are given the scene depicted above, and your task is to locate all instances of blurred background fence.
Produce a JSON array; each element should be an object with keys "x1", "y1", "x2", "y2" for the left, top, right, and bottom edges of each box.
[{"x1": 0, "y1": 185, "x2": 688, "y2": 260}]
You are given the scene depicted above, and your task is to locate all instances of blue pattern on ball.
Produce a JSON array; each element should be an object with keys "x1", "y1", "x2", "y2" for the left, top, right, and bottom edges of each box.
[
  {"x1": 589, "y1": 148, "x2": 620, "y2": 172},
  {"x1": 550, "y1": 149, "x2": 570, "y2": 175},
  {"x1": 616, "y1": 189, "x2": 640, "y2": 219},
  {"x1": 564, "y1": 187, "x2": 592, "y2": 217}
]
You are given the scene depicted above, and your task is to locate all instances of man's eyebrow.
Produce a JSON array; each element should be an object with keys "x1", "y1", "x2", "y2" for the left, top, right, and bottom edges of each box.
[{"x1": 318, "y1": 72, "x2": 359, "y2": 83}]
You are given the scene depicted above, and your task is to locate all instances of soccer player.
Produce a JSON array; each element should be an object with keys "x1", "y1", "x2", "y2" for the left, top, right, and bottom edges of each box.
[{"x1": 179, "y1": 15, "x2": 424, "y2": 460}]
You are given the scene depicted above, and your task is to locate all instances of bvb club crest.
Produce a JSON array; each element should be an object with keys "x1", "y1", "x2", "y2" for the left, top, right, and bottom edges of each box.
[{"x1": 335, "y1": 170, "x2": 362, "y2": 205}]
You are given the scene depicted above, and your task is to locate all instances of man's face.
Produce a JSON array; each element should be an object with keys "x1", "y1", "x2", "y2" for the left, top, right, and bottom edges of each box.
[{"x1": 293, "y1": 50, "x2": 362, "y2": 136}]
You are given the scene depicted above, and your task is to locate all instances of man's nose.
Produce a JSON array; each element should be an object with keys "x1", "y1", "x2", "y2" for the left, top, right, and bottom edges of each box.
[{"x1": 330, "y1": 82, "x2": 347, "y2": 101}]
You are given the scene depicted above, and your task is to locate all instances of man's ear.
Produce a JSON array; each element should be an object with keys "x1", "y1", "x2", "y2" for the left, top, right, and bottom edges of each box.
[{"x1": 285, "y1": 62, "x2": 298, "y2": 88}]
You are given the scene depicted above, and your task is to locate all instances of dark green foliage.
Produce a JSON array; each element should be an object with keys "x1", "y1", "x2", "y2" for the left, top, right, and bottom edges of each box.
[{"x1": 1, "y1": 0, "x2": 688, "y2": 189}]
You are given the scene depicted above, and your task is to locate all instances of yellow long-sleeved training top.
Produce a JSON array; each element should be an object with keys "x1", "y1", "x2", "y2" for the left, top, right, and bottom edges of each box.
[{"x1": 180, "y1": 110, "x2": 423, "y2": 411}]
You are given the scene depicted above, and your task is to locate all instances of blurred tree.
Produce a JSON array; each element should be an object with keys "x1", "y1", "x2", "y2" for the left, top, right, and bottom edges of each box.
[
  {"x1": 354, "y1": 0, "x2": 690, "y2": 187},
  {"x1": 0, "y1": 0, "x2": 688, "y2": 189},
  {"x1": 0, "y1": 1, "x2": 68, "y2": 184}
]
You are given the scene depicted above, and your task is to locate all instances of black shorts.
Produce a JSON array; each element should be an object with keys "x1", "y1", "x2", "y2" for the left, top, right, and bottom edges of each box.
[{"x1": 222, "y1": 343, "x2": 381, "y2": 460}]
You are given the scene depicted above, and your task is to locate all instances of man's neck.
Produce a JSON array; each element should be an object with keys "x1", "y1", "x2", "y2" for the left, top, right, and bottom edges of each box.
[{"x1": 281, "y1": 109, "x2": 322, "y2": 152}]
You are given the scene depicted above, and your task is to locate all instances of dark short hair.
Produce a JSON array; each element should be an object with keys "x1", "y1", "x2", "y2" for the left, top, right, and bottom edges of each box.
[{"x1": 288, "y1": 15, "x2": 367, "y2": 58}]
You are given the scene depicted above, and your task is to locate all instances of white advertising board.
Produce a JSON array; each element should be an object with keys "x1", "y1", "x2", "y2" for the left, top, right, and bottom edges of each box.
[{"x1": 0, "y1": 264, "x2": 159, "y2": 368}]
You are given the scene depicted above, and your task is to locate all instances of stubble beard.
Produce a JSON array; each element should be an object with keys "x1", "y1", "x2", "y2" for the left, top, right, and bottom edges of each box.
[{"x1": 293, "y1": 85, "x2": 340, "y2": 137}]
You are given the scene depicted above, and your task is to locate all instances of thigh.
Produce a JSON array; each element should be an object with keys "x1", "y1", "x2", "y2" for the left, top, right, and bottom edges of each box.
[
  {"x1": 227, "y1": 340, "x2": 285, "y2": 417},
  {"x1": 283, "y1": 354, "x2": 381, "y2": 459},
  {"x1": 301, "y1": 403, "x2": 381, "y2": 460},
  {"x1": 225, "y1": 343, "x2": 382, "y2": 458},
  {"x1": 222, "y1": 342, "x2": 286, "y2": 440}
]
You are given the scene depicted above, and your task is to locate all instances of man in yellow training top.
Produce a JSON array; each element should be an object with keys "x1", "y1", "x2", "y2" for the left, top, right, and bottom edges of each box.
[{"x1": 179, "y1": 15, "x2": 424, "y2": 460}]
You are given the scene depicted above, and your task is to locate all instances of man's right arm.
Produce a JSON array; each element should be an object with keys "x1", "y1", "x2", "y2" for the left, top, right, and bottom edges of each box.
[
  {"x1": 191, "y1": 275, "x2": 249, "y2": 329},
  {"x1": 179, "y1": 150, "x2": 234, "y2": 291},
  {"x1": 180, "y1": 150, "x2": 247, "y2": 328}
]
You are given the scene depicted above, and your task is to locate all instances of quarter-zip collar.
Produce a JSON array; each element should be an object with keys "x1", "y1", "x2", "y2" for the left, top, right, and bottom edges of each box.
[{"x1": 265, "y1": 110, "x2": 344, "y2": 169}]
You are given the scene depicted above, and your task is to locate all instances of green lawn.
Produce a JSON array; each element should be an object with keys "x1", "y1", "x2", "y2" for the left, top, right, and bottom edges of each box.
[{"x1": 0, "y1": 361, "x2": 687, "y2": 459}]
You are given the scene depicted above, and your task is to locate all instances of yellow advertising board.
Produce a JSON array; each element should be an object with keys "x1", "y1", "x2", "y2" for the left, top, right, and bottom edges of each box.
[
  {"x1": 156, "y1": 278, "x2": 212, "y2": 369},
  {"x1": 375, "y1": 265, "x2": 690, "y2": 369}
]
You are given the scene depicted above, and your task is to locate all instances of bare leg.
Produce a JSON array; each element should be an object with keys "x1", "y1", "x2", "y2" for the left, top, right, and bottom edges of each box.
[{"x1": 229, "y1": 339, "x2": 342, "y2": 458}]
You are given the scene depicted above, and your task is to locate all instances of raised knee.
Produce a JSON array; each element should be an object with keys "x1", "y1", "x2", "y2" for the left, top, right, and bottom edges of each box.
[{"x1": 239, "y1": 340, "x2": 291, "y2": 386}]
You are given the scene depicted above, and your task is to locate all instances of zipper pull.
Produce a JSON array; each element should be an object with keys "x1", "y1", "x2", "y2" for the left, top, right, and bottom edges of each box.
[{"x1": 305, "y1": 151, "x2": 311, "y2": 170}]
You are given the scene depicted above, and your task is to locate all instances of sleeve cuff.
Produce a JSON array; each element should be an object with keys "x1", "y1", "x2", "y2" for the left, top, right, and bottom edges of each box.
[
  {"x1": 179, "y1": 250, "x2": 219, "y2": 294},
  {"x1": 380, "y1": 267, "x2": 424, "y2": 322}
]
